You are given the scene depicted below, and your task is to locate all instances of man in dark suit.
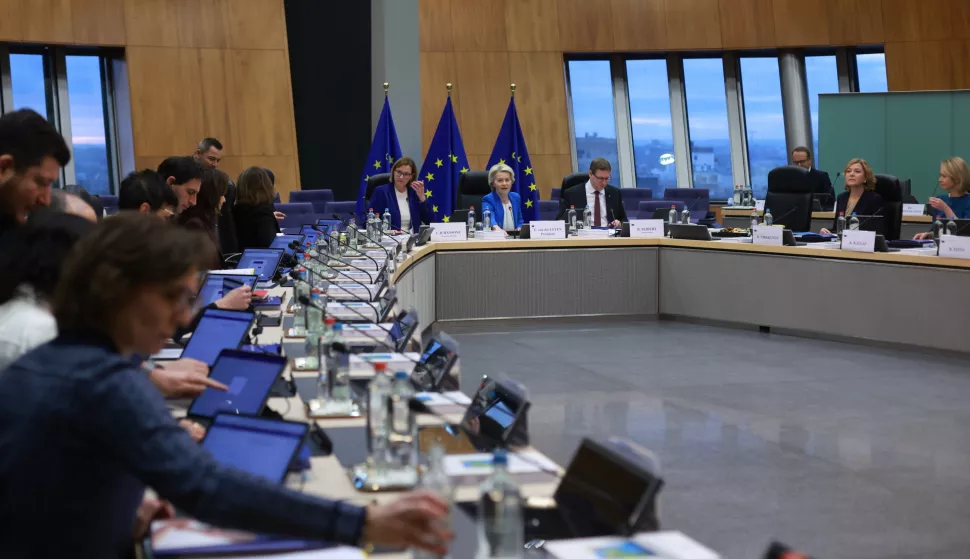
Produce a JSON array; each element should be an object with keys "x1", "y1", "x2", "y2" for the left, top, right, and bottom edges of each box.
[
  {"x1": 556, "y1": 158, "x2": 626, "y2": 227},
  {"x1": 193, "y1": 137, "x2": 239, "y2": 255},
  {"x1": 792, "y1": 146, "x2": 835, "y2": 209}
]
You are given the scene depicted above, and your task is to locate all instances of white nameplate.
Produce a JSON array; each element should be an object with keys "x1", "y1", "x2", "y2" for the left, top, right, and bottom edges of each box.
[
  {"x1": 902, "y1": 204, "x2": 925, "y2": 216},
  {"x1": 939, "y1": 235, "x2": 970, "y2": 259},
  {"x1": 840, "y1": 229, "x2": 876, "y2": 252},
  {"x1": 578, "y1": 228, "x2": 611, "y2": 238},
  {"x1": 755, "y1": 200, "x2": 765, "y2": 211},
  {"x1": 528, "y1": 220, "x2": 566, "y2": 239},
  {"x1": 752, "y1": 225, "x2": 783, "y2": 246},
  {"x1": 475, "y1": 230, "x2": 506, "y2": 240},
  {"x1": 429, "y1": 222, "x2": 467, "y2": 242},
  {"x1": 628, "y1": 219, "x2": 665, "y2": 238}
]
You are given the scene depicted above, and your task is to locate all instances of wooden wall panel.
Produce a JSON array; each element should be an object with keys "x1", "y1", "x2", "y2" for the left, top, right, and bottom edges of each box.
[
  {"x1": 773, "y1": 0, "x2": 830, "y2": 47},
  {"x1": 197, "y1": 49, "x2": 239, "y2": 151},
  {"x1": 418, "y1": 0, "x2": 454, "y2": 52},
  {"x1": 718, "y1": 0, "x2": 775, "y2": 49},
  {"x1": 229, "y1": 49, "x2": 295, "y2": 156},
  {"x1": 23, "y1": 0, "x2": 74, "y2": 43},
  {"x1": 611, "y1": 0, "x2": 667, "y2": 51},
  {"x1": 505, "y1": 0, "x2": 561, "y2": 52},
  {"x1": 0, "y1": 0, "x2": 24, "y2": 42},
  {"x1": 134, "y1": 155, "x2": 163, "y2": 173},
  {"x1": 450, "y1": 0, "x2": 507, "y2": 52},
  {"x1": 228, "y1": 0, "x2": 286, "y2": 50},
  {"x1": 827, "y1": 0, "x2": 884, "y2": 46},
  {"x1": 881, "y1": 0, "x2": 921, "y2": 42},
  {"x1": 466, "y1": 154, "x2": 490, "y2": 172},
  {"x1": 665, "y1": 0, "x2": 721, "y2": 50},
  {"x1": 557, "y1": 0, "x2": 614, "y2": 51},
  {"x1": 176, "y1": 0, "x2": 231, "y2": 49},
  {"x1": 72, "y1": 0, "x2": 127, "y2": 45},
  {"x1": 123, "y1": 0, "x2": 179, "y2": 47},
  {"x1": 508, "y1": 52, "x2": 569, "y2": 155},
  {"x1": 126, "y1": 47, "x2": 187, "y2": 156},
  {"x1": 419, "y1": 52, "x2": 460, "y2": 154},
  {"x1": 453, "y1": 52, "x2": 511, "y2": 156},
  {"x1": 885, "y1": 41, "x2": 957, "y2": 91},
  {"x1": 177, "y1": 49, "x2": 207, "y2": 148}
]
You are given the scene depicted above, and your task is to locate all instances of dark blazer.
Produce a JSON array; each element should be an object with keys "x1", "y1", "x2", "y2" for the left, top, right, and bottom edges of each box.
[
  {"x1": 233, "y1": 203, "x2": 280, "y2": 250},
  {"x1": 831, "y1": 190, "x2": 885, "y2": 230},
  {"x1": 809, "y1": 169, "x2": 835, "y2": 202},
  {"x1": 218, "y1": 181, "x2": 239, "y2": 255},
  {"x1": 556, "y1": 183, "x2": 627, "y2": 223},
  {"x1": 367, "y1": 183, "x2": 433, "y2": 233}
]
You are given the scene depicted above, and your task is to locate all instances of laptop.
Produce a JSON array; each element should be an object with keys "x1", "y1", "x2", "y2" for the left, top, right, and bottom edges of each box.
[
  {"x1": 299, "y1": 225, "x2": 324, "y2": 246},
  {"x1": 236, "y1": 248, "x2": 285, "y2": 282},
  {"x1": 410, "y1": 332, "x2": 459, "y2": 392},
  {"x1": 197, "y1": 273, "x2": 257, "y2": 308},
  {"x1": 269, "y1": 234, "x2": 307, "y2": 257},
  {"x1": 201, "y1": 413, "x2": 310, "y2": 483},
  {"x1": 187, "y1": 350, "x2": 287, "y2": 422},
  {"x1": 668, "y1": 223, "x2": 715, "y2": 241},
  {"x1": 180, "y1": 308, "x2": 256, "y2": 367}
]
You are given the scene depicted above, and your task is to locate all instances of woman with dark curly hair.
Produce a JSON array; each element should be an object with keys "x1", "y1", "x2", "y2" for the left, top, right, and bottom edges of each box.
[{"x1": 178, "y1": 167, "x2": 229, "y2": 266}]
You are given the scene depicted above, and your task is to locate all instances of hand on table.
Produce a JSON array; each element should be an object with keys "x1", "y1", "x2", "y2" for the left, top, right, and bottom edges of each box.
[
  {"x1": 215, "y1": 285, "x2": 252, "y2": 310},
  {"x1": 410, "y1": 180, "x2": 426, "y2": 202},
  {"x1": 914, "y1": 232, "x2": 933, "y2": 240},
  {"x1": 820, "y1": 228, "x2": 832, "y2": 235},
  {"x1": 609, "y1": 220, "x2": 621, "y2": 229},
  {"x1": 274, "y1": 211, "x2": 287, "y2": 220},
  {"x1": 132, "y1": 497, "x2": 174, "y2": 539},
  {"x1": 362, "y1": 490, "x2": 453, "y2": 554},
  {"x1": 490, "y1": 225, "x2": 509, "y2": 237},
  {"x1": 150, "y1": 359, "x2": 227, "y2": 398}
]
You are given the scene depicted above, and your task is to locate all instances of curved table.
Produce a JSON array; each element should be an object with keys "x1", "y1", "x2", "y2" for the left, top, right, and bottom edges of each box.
[{"x1": 392, "y1": 238, "x2": 970, "y2": 354}]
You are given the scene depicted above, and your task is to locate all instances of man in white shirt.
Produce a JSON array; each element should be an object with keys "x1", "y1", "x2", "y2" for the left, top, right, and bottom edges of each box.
[{"x1": 557, "y1": 158, "x2": 626, "y2": 227}]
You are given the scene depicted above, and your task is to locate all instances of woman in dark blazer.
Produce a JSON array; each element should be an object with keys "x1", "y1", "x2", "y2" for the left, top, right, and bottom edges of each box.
[
  {"x1": 232, "y1": 167, "x2": 280, "y2": 249},
  {"x1": 480, "y1": 163, "x2": 523, "y2": 233},
  {"x1": 367, "y1": 157, "x2": 433, "y2": 234},
  {"x1": 178, "y1": 168, "x2": 229, "y2": 267},
  {"x1": 820, "y1": 158, "x2": 885, "y2": 234}
]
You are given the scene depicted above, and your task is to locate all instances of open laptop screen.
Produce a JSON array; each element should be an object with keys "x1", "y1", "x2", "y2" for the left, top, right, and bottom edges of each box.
[
  {"x1": 181, "y1": 309, "x2": 255, "y2": 367},
  {"x1": 188, "y1": 350, "x2": 286, "y2": 419},
  {"x1": 201, "y1": 414, "x2": 308, "y2": 483},
  {"x1": 236, "y1": 248, "x2": 284, "y2": 282},
  {"x1": 198, "y1": 274, "x2": 257, "y2": 308}
]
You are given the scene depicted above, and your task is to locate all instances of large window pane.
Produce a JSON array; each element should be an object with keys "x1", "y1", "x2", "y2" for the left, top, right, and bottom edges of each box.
[
  {"x1": 626, "y1": 60, "x2": 676, "y2": 191},
  {"x1": 10, "y1": 54, "x2": 48, "y2": 117},
  {"x1": 66, "y1": 55, "x2": 111, "y2": 195},
  {"x1": 568, "y1": 60, "x2": 619, "y2": 180},
  {"x1": 740, "y1": 57, "x2": 786, "y2": 199},
  {"x1": 683, "y1": 58, "x2": 732, "y2": 200},
  {"x1": 805, "y1": 55, "x2": 839, "y2": 168},
  {"x1": 857, "y1": 53, "x2": 888, "y2": 93}
]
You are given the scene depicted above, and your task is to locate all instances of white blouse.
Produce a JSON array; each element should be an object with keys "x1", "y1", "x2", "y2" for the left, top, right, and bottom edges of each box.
[
  {"x1": 395, "y1": 188, "x2": 411, "y2": 232},
  {"x1": 503, "y1": 202, "x2": 515, "y2": 231}
]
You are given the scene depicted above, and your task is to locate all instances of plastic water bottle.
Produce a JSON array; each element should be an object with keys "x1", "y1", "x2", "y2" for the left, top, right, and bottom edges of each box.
[
  {"x1": 382, "y1": 208, "x2": 392, "y2": 236},
  {"x1": 567, "y1": 206, "x2": 577, "y2": 234},
  {"x1": 482, "y1": 207, "x2": 492, "y2": 231},
  {"x1": 764, "y1": 208, "x2": 773, "y2": 227},
  {"x1": 744, "y1": 186, "x2": 754, "y2": 207},
  {"x1": 304, "y1": 288, "x2": 324, "y2": 369},
  {"x1": 733, "y1": 185, "x2": 742, "y2": 206},
  {"x1": 475, "y1": 450, "x2": 523, "y2": 559},
  {"x1": 413, "y1": 443, "x2": 454, "y2": 559},
  {"x1": 324, "y1": 321, "x2": 353, "y2": 406},
  {"x1": 750, "y1": 210, "x2": 759, "y2": 229},
  {"x1": 388, "y1": 371, "x2": 417, "y2": 471},
  {"x1": 348, "y1": 218, "x2": 359, "y2": 252},
  {"x1": 367, "y1": 208, "x2": 378, "y2": 242},
  {"x1": 368, "y1": 362, "x2": 392, "y2": 467},
  {"x1": 933, "y1": 214, "x2": 944, "y2": 245},
  {"x1": 328, "y1": 228, "x2": 340, "y2": 264},
  {"x1": 849, "y1": 212, "x2": 860, "y2": 231},
  {"x1": 583, "y1": 205, "x2": 592, "y2": 228},
  {"x1": 316, "y1": 317, "x2": 335, "y2": 399},
  {"x1": 945, "y1": 216, "x2": 957, "y2": 236},
  {"x1": 467, "y1": 206, "x2": 476, "y2": 236},
  {"x1": 681, "y1": 207, "x2": 691, "y2": 224},
  {"x1": 291, "y1": 267, "x2": 308, "y2": 335},
  {"x1": 836, "y1": 212, "x2": 846, "y2": 236},
  {"x1": 667, "y1": 205, "x2": 678, "y2": 224}
]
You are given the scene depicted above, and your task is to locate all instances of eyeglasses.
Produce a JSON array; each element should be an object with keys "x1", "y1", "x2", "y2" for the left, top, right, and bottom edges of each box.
[
  {"x1": 394, "y1": 170, "x2": 413, "y2": 178},
  {"x1": 792, "y1": 159, "x2": 810, "y2": 165}
]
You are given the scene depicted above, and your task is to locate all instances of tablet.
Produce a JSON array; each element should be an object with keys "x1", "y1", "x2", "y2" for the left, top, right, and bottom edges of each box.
[
  {"x1": 197, "y1": 273, "x2": 257, "y2": 308},
  {"x1": 188, "y1": 350, "x2": 287, "y2": 420},
  {"x1": 181, "y1": 309, "x2": 256, "y2": 367},
  {"x1": 236, "y1": 248, "x2": 285, "y2": 282},
  {"x1": 269, "y1": 234, "x2": 307, "y2": 257},
  {"x1": 201, "y1": 413, "x2": 309, "y2": 483},
  {"x1": 299, "y1": 225, "x2": 324, "y2": 246}
]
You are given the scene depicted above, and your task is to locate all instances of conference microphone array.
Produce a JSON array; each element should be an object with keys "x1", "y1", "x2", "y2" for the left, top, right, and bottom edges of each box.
[
  {"x1": 764, "y1": 205, "x2": 799, "y2": 228},
  {"x1": 299, "y1": 251, "x2": 387, "y2": 302},
  {"x1": 855, "y1": 207, "x2": 884, "y2": 230},
  {"x1": 330, "y1": 213, "x2": 402, "y2": 259},
  {"x1": 288, "y1": 269, "x2": 384, "y2": 322}
]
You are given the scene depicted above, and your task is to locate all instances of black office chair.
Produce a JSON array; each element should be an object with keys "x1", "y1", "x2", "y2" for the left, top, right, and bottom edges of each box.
[
  {"x1": 365, "y1": 173, "x2": 391, "y2": 205},
  {"x1": 764, "y1": 165, "x2": 813, "y2": 232},
  {"x1": 874, "y1": 173, "x2": 903, "y2": 241},
  {"x1": 557, "y1": 172, "x2": 589, "y2": 218},
  {"x1": 457, "y1": 171, "x2": 490, "y2": 211},
  {"x1": 900, "y1": 178, "x2": 918, "y2": 203}
]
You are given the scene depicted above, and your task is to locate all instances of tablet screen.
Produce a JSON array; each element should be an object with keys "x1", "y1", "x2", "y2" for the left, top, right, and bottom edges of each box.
[
  {"x1": 300, "y1": 225, "x2": 323, "y2": 246},
  {"x1": 201, "y1": 414, "x2": 307, "y2": 483},
  {"x1": 182, "y1": 310, "x2": 254, "y2": 367},
  {"x1": 189, "y1": 352, "x2": 285, "y2": 419},
  {"x1": 269, "y1": 234, "x2": 306, "y2": 257},
  {"x1": 197, "y1": 274, "x2": 257, "y2": 308},
  {"x1": 236, "y1": 249, "x2": 284, "y2": 281}
]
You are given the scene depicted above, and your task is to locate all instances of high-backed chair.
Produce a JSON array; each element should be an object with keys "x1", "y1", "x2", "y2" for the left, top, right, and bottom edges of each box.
[
  {"x1": 874, "y1": 174, "x2": 903, "y2": 241},
  {"x1": 289, "y1": 189, "x2": 334, "y2": 213},
  {"x1": 98, "y1": 195, "x2": 119, "y2": 215},
  {"x1": 663, "y1": 188, "x2": 709, "y2": 221},
  {"x1": 620, "y1": 189, "x2": 653, "y2": 217},
  {"x1": 638, "y1": 200, "x2": 685, "y2": 220},
  {"x1": 538, "y1": 200, "x2": 559, "y2": 220},
  {"x1": 365, "y1": 173, "x2": 392, "y2": 204},
  {"x1": 457, "y1": 171, "x2": 491, "y2": 211},
  {"x1": 324, "y1": 201, "x2": 357, "y2": 221},
  {"x1": 765, "y1": 166, "x2": 813, "y2": 231},
  {"x1": 560, "y1": 172, "x2": 587, "y2": 195},
  {"x1": 550, "y1": 188, "x2": 561, "y2": 201},
  {"x1": 274, "y1": 202, "x2": 315, "y2": 229}
]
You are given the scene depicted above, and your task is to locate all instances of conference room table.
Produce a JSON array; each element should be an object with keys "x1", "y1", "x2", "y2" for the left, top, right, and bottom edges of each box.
[{"x1": 716, "y1": 207, "x2": 933, "y2": 238}]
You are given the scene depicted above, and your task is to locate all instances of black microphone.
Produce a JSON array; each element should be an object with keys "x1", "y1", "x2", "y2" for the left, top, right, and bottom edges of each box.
[
  {"x1": 680, "y1": 196, "x2": 703, "y2": 224},
  {"x1": 289, "y1": 268, "x2": 376, "y2": 309},
  {"x1": 855, "y1": 207, "x2": 884, "y2": 230},
  {"x1": 761, "y1": 205, "x2": 799, "y2": 228},
  {"x1": 301, "y1": 250, "x2": 386, "y2": 297},
  {"x1": 332, "y1": 213, "x2": 399, "y2": 259},
  {"x1": 296, "y1": 263, "x2": 397, "y2": 323}
]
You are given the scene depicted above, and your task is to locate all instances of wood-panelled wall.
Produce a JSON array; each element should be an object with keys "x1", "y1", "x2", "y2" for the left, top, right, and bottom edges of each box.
[
  {"x1": 0, "y1": 0, "x2": 301, "y2": 198},
  {"x1": 420, "y1": 0, "x2": 970, "y2": 196}
]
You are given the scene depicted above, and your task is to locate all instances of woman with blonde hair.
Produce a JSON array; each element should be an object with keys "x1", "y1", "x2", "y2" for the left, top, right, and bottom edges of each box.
[
  {"x1": 232, "y1": 167, "x2": 280, "y2": 249},
  {"x1": 914, "y1": 157, "x2": 970, "y2": 239},
  {"x1": 820, "y1": 158, "x2": 885, "y2": 235},
  {"x1": 480, "y1": 163, "x2": 523, "y2": 233}
]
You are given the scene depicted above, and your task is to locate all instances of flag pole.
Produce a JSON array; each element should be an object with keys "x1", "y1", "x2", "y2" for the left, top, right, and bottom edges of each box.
[
  {"x1": 383, "y1": 82, "x2": 389, "y2": 97},
  {"x1": 446, "y1": 83, "x2": 452, "y2": 97},
  {"x1": 510, "y1": 83, "x2": 516, "y2": 97}
]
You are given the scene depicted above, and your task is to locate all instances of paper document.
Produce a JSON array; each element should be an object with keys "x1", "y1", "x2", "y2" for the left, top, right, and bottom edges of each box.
[
  {"x1": 545, "y1": 531, "x2": 720, "y2": 559},
  {"x1": 443, "y1": 450, "x2": 558, "y2": 477}
]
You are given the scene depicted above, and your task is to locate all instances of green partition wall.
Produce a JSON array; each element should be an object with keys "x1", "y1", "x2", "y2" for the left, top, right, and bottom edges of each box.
[{"x1": 818, "y1": 91, "x2": 970, "y2": 202}]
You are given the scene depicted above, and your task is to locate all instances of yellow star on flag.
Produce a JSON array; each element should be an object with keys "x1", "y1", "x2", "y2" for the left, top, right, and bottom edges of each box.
[
  {"x1": 435, "y1": 158, "x2": 443, "y2": 168},
  {"x1": 426, "y1": 189, "x2": 433, "y2": 197},
  {"x1": 460, "y1": 167, "x2": 469, "y2": 173},
  {"x1": 372, "y1": 160, "x2": 381, "y2": 170},
  {"x1": 529, "y1": 183, "x2": 537, "y2": 191},
  {"x1": 517, "y1": 155, "x2": 522, "y2": 162},
  {"x1": 432, "y1": 205, "x2": 439, "y2": 213},
  {"x1": 386, "y1": 153, "x2": 394, "y2": 162},
  {"x1": 524, "y1": 167, "x2": 533, "y2": 176},
  {"x1": 442, "y1": 216, "x2": 451, "y2": 223},
  {"x1": 498, "y1": 159, "x2": 506, "y2": 166},
  {"x1": 525, "y1": 199, "x2": 534, "y2": 208},
  {"x1": 512, "y1": 152, "x2": 517, "y2": 159},
  {"x1": 364, "y1": 175, "x2": 370, "y2": 182},
  {"x1": 425, "y1": 172, "x2": 434, "y2": 182},
  {"x1": 450, "y1": 154, "x2": 458, "y2": 163}
]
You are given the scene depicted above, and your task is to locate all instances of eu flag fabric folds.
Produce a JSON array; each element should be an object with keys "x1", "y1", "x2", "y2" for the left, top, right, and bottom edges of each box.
[
  {"x1": 486, "y1": 97, "x2": 539, "y2": 222},
  {"x1": 357, "y1": 97, "x2": 403, "y2": 219},
  {"x1": 417, "y1": 97, "x2": 469, "y2": 222}
]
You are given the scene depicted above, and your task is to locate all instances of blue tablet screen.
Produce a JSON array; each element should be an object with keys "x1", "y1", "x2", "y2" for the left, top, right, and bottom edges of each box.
[
  {"x1": 300, "y1": 226, "x2": 323, "y2": 246},
  {"x1": 198, "y1": 275, "x2": 257, "y2": 308},
  {"x1": 270, "y1": 234, "x2": 306, "y2": 257},
  {"x1": 189, "y1": 352, "x2": 285, "y2": 419},
  {"x1": 201, "y1": 414, "x2": 307, "y2": 482},
  {"x1": 237, "y1": 249, "x2": 284, "y2": 281},
  {"x1": 182, "y1": 310, "x2": 254, "y2": 367}
]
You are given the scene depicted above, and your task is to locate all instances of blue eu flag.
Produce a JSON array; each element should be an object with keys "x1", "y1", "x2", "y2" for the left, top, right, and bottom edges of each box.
[
  {"x1": 417, "y1": 97, "x2": 469, "y2": 222},
  {"x1": 486, "y1": 97, "x2": 538, "y2": 222},
  {"x1": 357, "y1": 96, "x2": 403, "y2": 219}
]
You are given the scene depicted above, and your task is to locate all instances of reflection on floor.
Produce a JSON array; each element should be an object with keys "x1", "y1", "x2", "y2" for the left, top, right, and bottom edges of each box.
[{"x1": 451, "y1": 319, "x2": 970, "y2": 559}]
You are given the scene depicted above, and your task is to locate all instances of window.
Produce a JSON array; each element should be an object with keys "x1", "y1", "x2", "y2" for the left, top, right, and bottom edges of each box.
[
  {"x1": 739, "y1": 57, "x2": 786, "y2": 198},
  {"x1": 856, "y1": 52, "x2": 888, "y2": 93},
  {"x1": 683, "y1": 58, "x2": 732, "y2": 200},
  {"x1": 805, "y1": 55, "x2": 839, "y2": 168},
  {"x1": 626, "y1": 60, "x2": 676, "y2": 191},
  {"x1": 567, "y1": 60, "x2": 619, "y2": 176},
  {"x1": 66, "y1": 55, "x2": 111, "y2": 195},
  {"x1": 10, "y1": 53, "x2": 48, "y2": 117}
]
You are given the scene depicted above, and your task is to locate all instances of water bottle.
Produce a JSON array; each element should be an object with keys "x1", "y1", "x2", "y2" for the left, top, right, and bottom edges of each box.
[
  {"x1": 383, "y1": 207, "x2": 392, "y2": 236},
  {"x1": 836, "y1": 212, "x2": 846, "y2": 236},
  {"x1": 483, "y1": 207, "x2": 492, "y2": 231},
  {"x1": 945, "y1": 216, "x2": 957, "y2": 236},
  {"x1": 733, "y1": 185, "x2": 742, "y2": 206},
  {"x1": 316, "y1": 317, "x2": 335, "y2": 399},
  {"x1": 667, "y1": 205, "x2": 678, "y2": 224},
  {"x1": 933, "y1": 214, "x2": 944, "y2": 245},
  {"x1": 291, "y1": 267, "x2": 308, "y2": 335},
  {"x1": 764, "y1": 208, "x2": 773, "y2": 227},
  {"x1": 467, "y1": 206, "x2": 476, "y2": 236},
  {"x1": 387, "y1": 371, "x2": 417, "y2": 471},
  {"x1": 848, "y1": 212, "x2": 860, "y2": 231},
  {"x1": 681, "y1": 207, "x2": 691, "y2": 224},
  {"x1": 413, "y1": 443, "x2": 454, "y2": 559},
  {"x1": 744, "y1": 186, "x2": 754, "y2": 207},
  {"x1": 368, "y1": 362, "x2": 392, "y2": 467},
  {"x1": 328, "y1": 228, "x2": 340, "y2": 264},
  {"x1": 750, "y1": 210, "x2": 759, "y2": 229},
  {"x1": 567, "y1": 206, "x2": 577, "y2": 234},
  {"x1": 304, "y1": 288, "x2": 324, "y2": 369},
  {"x1": 367, "y1": 208, "x2": 377, "y2": 242},
  {"x1": 475, "y1": 450, "x2": 523, "y2": 559},
  {"x1": 324, "y1": 321, "x2": 353, "y2": 407},
  {"x1": 348, "y1": 218, "x2": 359, "y2": 252}
]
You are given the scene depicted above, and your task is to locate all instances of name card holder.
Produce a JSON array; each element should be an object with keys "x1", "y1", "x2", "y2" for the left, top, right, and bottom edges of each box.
[
  {"x1": 751, "y1": 225, "x2": 783, "y2": 246},
  {"x1": 939, "y1": 235, "x2": 970, "y2": 259},
  {"x1": 902, "y1": 204, "x2": 926, "y2": 216},
  {"x1": 840, "y1": 229, "x2": 876, "y2": 253},
  {"x1": 627, "y1": 219, "x2": 665, "y2": 239},
  {"x1": 429, "y1": 222, "x2": 468, "y2": 242},
  {"x1": 526, "y1": 220, "x2": 566, "y2": 240}
]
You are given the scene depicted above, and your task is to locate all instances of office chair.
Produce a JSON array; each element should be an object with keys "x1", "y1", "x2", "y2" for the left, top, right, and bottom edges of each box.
[
  {"x1": 288, "y1": 189, "x2": 334, "y2": 213},
  {"x1": 365, "y1": 173, "x2": 391, "y2": 204},
  {"x1": 560, "y1": 172, "x2": 587, "y2": 194},
  {"x1": 874, "y1": 174, "x2": 903, "y2": 241},
  {"x1": 765, "y1": 166, "x2": 813, "y2": 232},
  {"x1": 663, "y1": 188, "x2": 709, "y2": 221},
  {"x1": 457, "y1": 171, "x2": 490, "y2": 211},
  {"x1": 273, "y1": 202, "x2": 316, "y2": 229}
]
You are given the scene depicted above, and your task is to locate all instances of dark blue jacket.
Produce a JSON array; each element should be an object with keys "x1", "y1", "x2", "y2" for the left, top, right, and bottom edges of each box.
[
  {"x1": 367, "y1": 183, "x2": 433, "y2": 233},
  {"x1": 481, "y1": 192, "x2": 524, "y2": 230}
]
